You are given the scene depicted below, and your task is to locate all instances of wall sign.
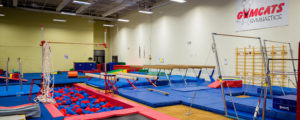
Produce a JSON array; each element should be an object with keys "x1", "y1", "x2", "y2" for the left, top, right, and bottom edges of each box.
[{"x1": 236, "y1": 0, "x2": 288, "y2": 31}]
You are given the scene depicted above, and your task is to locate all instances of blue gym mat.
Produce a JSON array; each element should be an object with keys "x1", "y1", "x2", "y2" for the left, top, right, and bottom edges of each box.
[
  {"x1": 117, "y1": 81, "x2": 296, "y2": 120},
  {"x1": 172, "y1": 86, "x2": 210, "y2": 92},
  {"x1": 0, "y1": 84, "x2": 40, "y2": 97},
  {"x1": 257, "y1": 86, "x2": 297, "y2": 95},
  {"x1": 225, "y1": 96, "x2": 296, "y2": 120},
  {"x1": 22, "y1": 72, "x2": 88, "y2": 85}
]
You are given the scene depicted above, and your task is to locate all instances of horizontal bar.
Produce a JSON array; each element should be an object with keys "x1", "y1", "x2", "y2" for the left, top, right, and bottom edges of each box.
[
  {"x1": 213, "y1": 33, "x2": 260, "y2": 39},
  {"x1": 264, "y1": 40, "x2": 290, "y2": 44},
  {"x1": 268, "y1": 58, "x2": 298, "y2": 61},
  {"x1": 47, "y1": 41, "x2": 105, "y2": 46}
]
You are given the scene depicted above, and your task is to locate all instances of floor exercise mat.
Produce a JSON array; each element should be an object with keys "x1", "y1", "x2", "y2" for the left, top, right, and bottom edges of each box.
[
  {"x1": 0, "y1": 84, "x2": 40, "y2": 97},
  {"x1": 172, "y1": 86, "x2": 211, "y2": 92}
]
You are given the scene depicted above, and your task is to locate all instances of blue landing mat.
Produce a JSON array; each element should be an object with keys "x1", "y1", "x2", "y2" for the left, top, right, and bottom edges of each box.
[
  {"x1": 117, "y1": 81, "x2": 295, "y2": 120},
  {"x1": 119, "y1": 86, "x2": 182, "y2": 107},
  {"x1": 172, "y1": 86, "x2": 211, "y2": 92},
  {"x1": 0, "y1": 84, "x2": 40, "y2": 97}
]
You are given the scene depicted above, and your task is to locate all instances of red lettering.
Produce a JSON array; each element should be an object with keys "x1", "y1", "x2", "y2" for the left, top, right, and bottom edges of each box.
[
  {"x1": 277, "y1": 3, "x2": 285, "y2": 13},
  {"x1": 243, "y1": 9, "x2": 250, "y2": 18},
  {"x1": 271, "y1": 4, "x2": 278, "y2": 14},
  {"x1": 249, "y1": 8, "x2": 258, "y2": 17},
  {"x1": 264, "y1": 6, "x2": 271, "y2": 15},
  {"x1": 258, "y1": 7, "x2": 264, "y2": 16},
  {"x1": 237, "y1": 11, "x2": 244, "y2": 20}
]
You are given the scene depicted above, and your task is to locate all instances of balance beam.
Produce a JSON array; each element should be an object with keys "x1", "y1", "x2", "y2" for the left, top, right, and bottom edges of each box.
[
  {"x1": 117, "y1": 72, "x2": 158, "y2": 80},
  {"x1": 187, "y1": 65, "x2": 215, "y2": 69},
  {"x1": 143, "y1": 65, "x2": 173, "y2": 70},
  {"x1": 148, "y1": 88, "x2": 169, "y2": 95}
]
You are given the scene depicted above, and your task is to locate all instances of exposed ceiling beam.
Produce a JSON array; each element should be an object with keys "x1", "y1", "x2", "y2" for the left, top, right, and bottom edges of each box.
[
  {"x1": 75, "y1": 0, "x2": 94, "y2": 14},
  {"x1": 56, "y1": 0, "x2": 72, "y2": 12},
  {"x1": 13, "y1": 0, "x2": 18, "y2": 7},
  {"x1": 18, "y1": 7, "x2": 115, "y2": 21},
  {"x1": 102, "y1": 0, "x2": 138, "y2": 17}
]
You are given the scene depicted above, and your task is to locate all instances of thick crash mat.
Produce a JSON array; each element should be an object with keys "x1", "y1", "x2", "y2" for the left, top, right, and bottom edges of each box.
[
  {"x1": 273, "y1": 95, "x2": 296, "y2": 112},
  {"x1": 207, "y1": 80, "x2": 242, "y2": 88}
]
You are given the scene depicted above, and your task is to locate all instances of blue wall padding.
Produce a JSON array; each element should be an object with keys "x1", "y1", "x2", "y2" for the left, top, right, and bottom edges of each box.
[
  {"x1": 0, "y1": 84, "x2": 40, "y2": 97},
  {"x1": 107, "y1": 62, "x2": 118, "y2": 71},
  {"x1": 74, "y1": 62, "x2": 97, "y2": 71},
  {"x1": 257, "y1": 86, "x2": 297, "y2": 95}
]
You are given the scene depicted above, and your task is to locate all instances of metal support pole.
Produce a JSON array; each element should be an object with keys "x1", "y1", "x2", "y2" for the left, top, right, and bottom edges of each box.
[
  {"x1": 181, "y1": 69, "x2": 188, "y2": 86},
  {"x1": 165, "y1": 69, "x2": 172, "y2": 86},
  {"x1": 41, "y1": 25, "x2": 44, "y2": 78},
  {"x1": 288, "y1": 43, "x2": 298, "y2": 85},
  {"x1": 263, "y1": 40, "x2": 273, "y2": 99},
  {"x1": 261, "y1": 38, "x2": 270, "y2": 120},
  {"x1": 169, "y1": 69, "x2": 173, "y2": 76},
  {"x1": 18, "y1": 58, "x2": 22, "y2": 90},
  {"x1": 212, "y1": 33, "x2": 228, "y2": 116},
  {"x1": 6, "y1": 58, "x2": 10, "y2": 91},
  {"x1": 209, "y1": 69, "x2": 215, "y2": 82},
  {"x1": 197, "y1": 69, "x2": 202, "y2": 79}
]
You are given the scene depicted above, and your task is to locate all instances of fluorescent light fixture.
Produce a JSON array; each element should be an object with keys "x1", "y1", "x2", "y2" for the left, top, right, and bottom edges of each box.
[
  {"x1": 0, "y1": 14, "x2": 5, "y2": 16},
  {"x1": 61, "y1": 12, "x2": 76, "y2": 16},
  {"x1": 0, "y1": 4, "x2": 3, "y2": 7},
  {"x1": 103, "y1": 24, "x2": 115, "y2": 27},
  {"x1": 138, "y1": 10, "x2": 153, "y2": 14},
  {"x1": 170, "y1": 0, "x2": 186, "y2": 3},
  {"x1": 117, "y1": 19, "x2": 130, "y2": 22},
  {"x1": 88, "y1": 20, "x2": 95, "y2": 23},
  {"x1": 53, "y1": 19, "x2": 67, "y2": 22},
  {"x1": 73, "y1": 0, "x2": 91, "y2": 5}
]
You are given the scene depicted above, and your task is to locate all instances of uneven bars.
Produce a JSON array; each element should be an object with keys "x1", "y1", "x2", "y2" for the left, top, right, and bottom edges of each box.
[{"x1": 213, "y1": 33, "x2": 260, "y2": 39}]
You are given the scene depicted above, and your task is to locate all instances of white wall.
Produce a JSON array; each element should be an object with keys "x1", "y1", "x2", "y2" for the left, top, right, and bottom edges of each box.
[{"x1": 111, "y1": 0, "x2": 300, "y2": 86}]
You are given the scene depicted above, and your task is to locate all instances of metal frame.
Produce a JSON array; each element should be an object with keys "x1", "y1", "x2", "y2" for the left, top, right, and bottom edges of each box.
[
  {"x1": 18, "y1": 57, "x2": 22, "y2": 90},
  {"x1": 264, "y1": 40, "x2": 298, "y2": 86},
  {"x1": 212, "y1": 33, "x2": 269, "y2": 120},
  {"x1": 6, "y1": 58, "x2": 9, "y2": 91}
]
